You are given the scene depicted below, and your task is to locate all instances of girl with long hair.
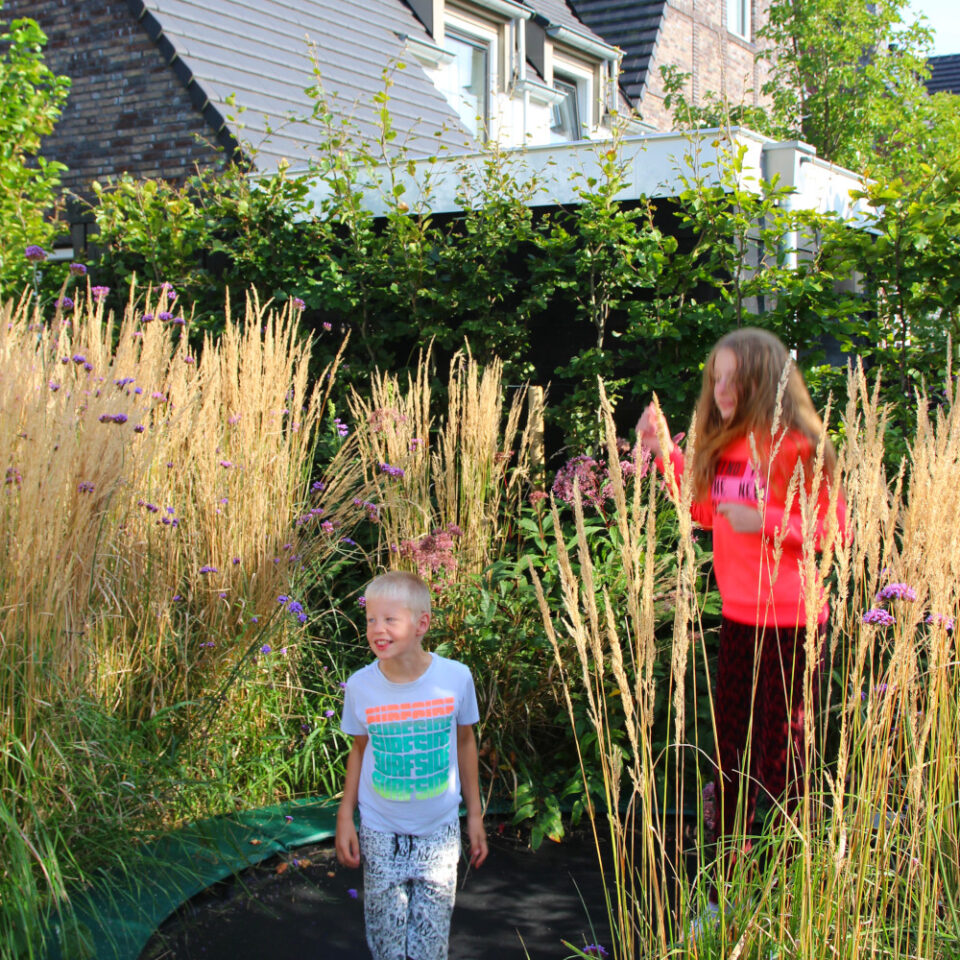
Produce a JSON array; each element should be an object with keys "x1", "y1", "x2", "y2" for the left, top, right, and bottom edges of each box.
[{"x1": 636, "y1": 327, "x2": 845, "y2": 925}]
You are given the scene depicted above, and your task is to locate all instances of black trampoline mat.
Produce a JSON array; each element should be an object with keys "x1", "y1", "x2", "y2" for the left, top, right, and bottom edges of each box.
[{"x1": 139, "y1": 822, "x2": 616, "y2": 959}]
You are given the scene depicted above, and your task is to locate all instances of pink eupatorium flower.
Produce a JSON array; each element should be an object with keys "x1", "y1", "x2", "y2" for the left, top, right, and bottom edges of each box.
[
  {"x1": 551, "y1": 455, "x2": 607, "y2": 510},
  {"x1": 399, "y1": 524, "x2": 463, "y2": 582}
]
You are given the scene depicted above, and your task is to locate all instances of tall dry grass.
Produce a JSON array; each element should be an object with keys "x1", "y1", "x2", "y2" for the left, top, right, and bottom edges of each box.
[
  {"x1": 0, "y1": 284, "x2": 362, "y2": 770},
  {"x1": 348, "y1": 346, "x2": 533, "y2": 578},
  {"x1": 532, "y1": 369, "x2": 960, "y2": 959}
]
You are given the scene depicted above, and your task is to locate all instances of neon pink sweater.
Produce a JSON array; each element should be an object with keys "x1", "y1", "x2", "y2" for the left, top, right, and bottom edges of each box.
[{"x1": 659, "y1": 433, "x2": 845, "y2": 627}]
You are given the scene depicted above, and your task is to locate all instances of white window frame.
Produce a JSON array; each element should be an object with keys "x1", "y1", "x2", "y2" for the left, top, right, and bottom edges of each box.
[
  {"x1": 550, "y1": 52, "x2": 597, "y2": 137},
  {"x1": 441, "y1": 8, "x2": 502, "y2": 137},
  {"x1": 727, "y1": 0, "x2": 752, "y2": 40}
]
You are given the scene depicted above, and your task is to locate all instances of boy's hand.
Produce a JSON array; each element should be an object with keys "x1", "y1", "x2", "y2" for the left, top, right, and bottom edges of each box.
[
  {"x1": 466, "y1": 812, "x2": 488, "y2": 868},
  {"x1": 335, "y1": 814, "x2": 361, "y2": 868}
]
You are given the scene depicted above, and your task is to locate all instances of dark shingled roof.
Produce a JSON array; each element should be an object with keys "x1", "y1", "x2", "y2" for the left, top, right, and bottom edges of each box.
[
  {"x1": 926, "y1": 54, "x2": 960, "y2": 95},
  {"x1": 565, "y1": 0, "x2": 665, "y2": 103}
]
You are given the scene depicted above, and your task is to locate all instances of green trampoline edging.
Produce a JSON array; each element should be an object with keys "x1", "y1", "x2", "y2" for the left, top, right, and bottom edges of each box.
[
  {"x1": 43, "y1": 795, "x2": 341, "y2": 960},
  {"x1": 42, "y1": 797, "x2": 516, "y2": 960}
]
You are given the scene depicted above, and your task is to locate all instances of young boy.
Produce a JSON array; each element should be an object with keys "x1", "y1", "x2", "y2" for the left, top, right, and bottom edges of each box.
[{"x1": 336, "y1": 571, "x2": 488, "y2": 960}]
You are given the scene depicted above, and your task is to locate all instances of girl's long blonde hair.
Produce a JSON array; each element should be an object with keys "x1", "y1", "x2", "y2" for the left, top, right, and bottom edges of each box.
[{"x1": 690, "y1": 327, "x2": 836, "y2": 500}]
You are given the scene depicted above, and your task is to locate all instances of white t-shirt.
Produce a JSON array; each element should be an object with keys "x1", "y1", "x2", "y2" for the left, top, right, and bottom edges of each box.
[{"x1": 340, "y1": 653, "x2": 480, "y2": 835}]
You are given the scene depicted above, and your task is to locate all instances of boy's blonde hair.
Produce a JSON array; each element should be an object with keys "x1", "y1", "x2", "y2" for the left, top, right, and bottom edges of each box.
[{"x1": 364, "y1": 571, "x2": 432, "y2": 616}]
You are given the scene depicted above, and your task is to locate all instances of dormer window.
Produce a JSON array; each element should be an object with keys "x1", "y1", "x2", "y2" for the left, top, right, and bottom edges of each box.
[
  {"x1": 550, "y1": 76, "x2": 581, "y2": 141},
  {"x1": 443, "y1": 30, "x2": 490, "y2": 136}
]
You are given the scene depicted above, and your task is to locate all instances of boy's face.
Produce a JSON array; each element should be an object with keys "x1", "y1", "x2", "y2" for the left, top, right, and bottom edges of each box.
[{"x1": 365, "y1": 596, "x2": 430, "y2": 665}]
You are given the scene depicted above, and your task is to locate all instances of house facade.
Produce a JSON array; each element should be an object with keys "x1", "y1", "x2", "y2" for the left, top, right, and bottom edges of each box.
[
  {"x1": 7, "y1": 0, "x2": 642, "y2": 200},
  {"x1": 570, "y1": 0, "x2": 775, "y2": 130},
  {"x1": 7, "y1": 0, "x2": 784, "y2": 202}
]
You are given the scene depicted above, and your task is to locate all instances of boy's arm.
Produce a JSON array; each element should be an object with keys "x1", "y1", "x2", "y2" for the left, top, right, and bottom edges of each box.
[
  {"x1": 335, "y1": 734, "x2": 367, "y2": 868},
  {"x1": 457, "y1": 724, "x2": 488, "y2": 868}
]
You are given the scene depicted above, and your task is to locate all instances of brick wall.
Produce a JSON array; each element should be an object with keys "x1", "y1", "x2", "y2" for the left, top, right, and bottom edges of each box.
[
  {"x1": 5, "y1": 0, "x2": 224, "y2": 201},
  {"x1": 640, "y1": 0, "x2": 774, "y2": 131}
]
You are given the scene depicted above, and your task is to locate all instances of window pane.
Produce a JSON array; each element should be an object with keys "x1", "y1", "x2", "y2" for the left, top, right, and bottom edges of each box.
[
  {"x1": 728, "y1": 0, "x2": 750, "y2": 36},
  {"x1": 445, "y1": 32, "x2": 488, "y2": 137},
  {"x1": 551, "y1": 78, "x2": 580, "y2": 142}
]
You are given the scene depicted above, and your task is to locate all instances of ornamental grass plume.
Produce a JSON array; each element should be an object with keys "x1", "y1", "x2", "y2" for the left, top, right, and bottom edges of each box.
[
  {"x1": 531, "y1": 369, "x2": 960, "y2": 960},
  {"x1": 0, "y1": 284, "x2": 367, "y2": 752},
  {"x1": 349, "y1": 346, "x2": 533, "y2": 578}
]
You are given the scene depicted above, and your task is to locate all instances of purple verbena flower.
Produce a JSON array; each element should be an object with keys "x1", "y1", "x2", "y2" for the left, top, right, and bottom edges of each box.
[
  {"x1": 141, "y1": 314, "x2": 154, "y2": 323},
  {"x1": 24, "y1": 245, "x2": 47, "y2": 262},
  {"x1": 862, "y1": 607, "x2": 895, "y2": 626},
  {"x1": 91, "y1": 285, "x2": 110, "y2": 301},
  {"x1": 158, "y1": 312, "x2": 172, "y2": 322},
  {"x1": 56, "y1": 296, "x2": 74, "y2": 310},
  {"x1": 77, "y1": 481, "x2": 95, "y2": 493},
  {"x1": 199, "y1": 565, "x2": 218, "y2": 574},
  {"x1": 926, "y1": 613, "x2": 955, "y2": 632},
  {"x1": 69, "y1": 262, "x2": 86, "y2": 276},
  {"x1": 292, "y1": 297, "x2": 305, "y2": 310},
  {"x1": 260, "y1": 644, "x2": 272, "y2": 655},
  {"x1": 877, "y1": 583, "x2": 917, "y2": 602}
]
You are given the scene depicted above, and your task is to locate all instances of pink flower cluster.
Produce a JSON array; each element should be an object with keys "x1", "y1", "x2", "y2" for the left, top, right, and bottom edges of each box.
[
  {"x1": 550, "y1": 446, "x2": 651, "y2": 511},
  {"x1": 399, "y1": 524, "x2": 464, "y2": 583}
]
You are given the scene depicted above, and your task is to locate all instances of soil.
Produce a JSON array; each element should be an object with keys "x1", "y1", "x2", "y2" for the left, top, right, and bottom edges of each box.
[{"x1": 139, "y1": 820, "x2": 618, "y2": 959}]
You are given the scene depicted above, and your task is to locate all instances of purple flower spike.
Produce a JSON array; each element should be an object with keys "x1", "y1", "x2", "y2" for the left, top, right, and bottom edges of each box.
[
  {"x1": 24, "y1": 245, "x2": 47, "y2": 262},
  {"x1": 862, "y1": 607, "x2": 895, "y2": 626},
  {"x1": 69, "y1": 262, "x2": 87, "y2": 276},
  {"x1": 877, "y1": 583, "x2": 917, "y2": 602}
]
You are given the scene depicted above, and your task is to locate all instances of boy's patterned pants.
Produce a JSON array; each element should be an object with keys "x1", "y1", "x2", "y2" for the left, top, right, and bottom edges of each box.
[{"x1": 359, "y1": 820, "x2": 460, "y2": 960}]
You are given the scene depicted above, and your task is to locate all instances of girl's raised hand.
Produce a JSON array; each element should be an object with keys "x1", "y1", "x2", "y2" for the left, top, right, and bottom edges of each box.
[{"x1": 635, "y1": 402, "x2": 672, "y2": 461}]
